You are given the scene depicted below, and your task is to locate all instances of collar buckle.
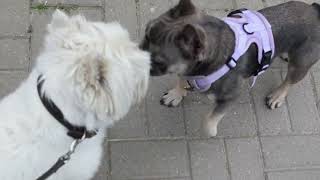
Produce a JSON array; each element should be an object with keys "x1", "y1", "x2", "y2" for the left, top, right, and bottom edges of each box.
[{"x1": 226, "y1": 57, "x2": 237, "y2": 70}]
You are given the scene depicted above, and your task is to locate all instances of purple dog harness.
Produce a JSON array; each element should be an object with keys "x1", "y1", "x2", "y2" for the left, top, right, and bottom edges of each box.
[{"x1": 186, "y1": 9, "x2": 275, "y2": 92}]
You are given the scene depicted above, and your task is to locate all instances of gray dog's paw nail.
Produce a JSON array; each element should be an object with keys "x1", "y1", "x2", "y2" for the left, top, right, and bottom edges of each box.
[
  {"x1": 160, "y1": 89, "x2": 184, "y2": 107},
  {"x1": 266, "y1": 94, "x2": 285, "y2": 110}
]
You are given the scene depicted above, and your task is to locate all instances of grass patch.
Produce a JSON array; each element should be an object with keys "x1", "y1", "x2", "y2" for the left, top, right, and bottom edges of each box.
[
  {"x1": 31, "y1": 3, "x2": 49, "y2": 11},
  {"x1": 31, "y1": 2, "x2": 79, "y2": 13},
  {"x1": 56, "y1": 5, "x2": 79, "y2": 13}
]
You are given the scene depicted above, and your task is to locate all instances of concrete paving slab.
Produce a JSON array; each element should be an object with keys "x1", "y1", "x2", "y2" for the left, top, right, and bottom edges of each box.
[
  {"x1": 110, "y1": 140, "x2": 189, "y2": 179},
  {"x1": 0, "y1": 0, "x2": 29, "y2": 36},
  {"x1": 0, "y1": 39, "x2": 29, "y2": 70},
  {"x1": 189, "y1": 139, "x2": 229, "y2": 180}
]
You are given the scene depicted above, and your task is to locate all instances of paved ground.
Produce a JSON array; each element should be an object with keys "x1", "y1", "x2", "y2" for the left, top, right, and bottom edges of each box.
[{"x1": 0, "y1": 0, "x2": 320, "y2": 179}]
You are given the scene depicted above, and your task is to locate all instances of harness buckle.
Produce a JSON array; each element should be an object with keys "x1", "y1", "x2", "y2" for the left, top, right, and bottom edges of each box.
[
  {"x1": 261, "y1": 50, "x2": 272, "y2": 67},
  {"x1": 254, "y1": 50, "x2": 272, "y2": 76},
  {"x1": 226, "y1": 57, "x2": 237, "y2": 70},
  {"x1": 184, "y1": 84, "x2": 194, "y2": 91}
]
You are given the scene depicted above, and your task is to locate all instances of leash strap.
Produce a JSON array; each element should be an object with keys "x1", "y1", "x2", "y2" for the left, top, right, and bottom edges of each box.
[
  {"x1": 36, "y1": 134, "x2": 85, "y2": 180},
  {"x1": 36, "y1": 156, "x2": 68, "y2": 180},
  {"x1": 35, "y1": 79, "x2": 95, "y2": 180}
]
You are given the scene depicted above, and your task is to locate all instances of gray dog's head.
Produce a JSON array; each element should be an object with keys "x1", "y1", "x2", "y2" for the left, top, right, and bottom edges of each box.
[{"x1": 140, "y1": 0, "x2": 215, "y2": 76}]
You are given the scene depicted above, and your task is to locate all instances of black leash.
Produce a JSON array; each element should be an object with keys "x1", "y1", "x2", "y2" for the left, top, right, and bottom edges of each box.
[
  {"x1": 36, "y1": 75, "x2": 98, "y2": 180},
  {"x1": 37, "y1": 158, "x2": 66, "y2": 180},
  {"x1": 36, "y1": 134, "x2": 85, "y2": 180}
]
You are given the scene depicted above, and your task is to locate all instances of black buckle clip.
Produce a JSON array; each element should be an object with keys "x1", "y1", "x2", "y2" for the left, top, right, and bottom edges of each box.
[
  {"x1": 227, "y1": 8, "x2": 248, "y2": 17},
  {"x1": 226, "y1": 57, "x2": 237, "y2": 70},
  {"x1": 261, "y1": 50, "x2": 272, "y2": 67},
  {"x1": 254, "y1": 50, "x2": 272, "y2": 76},
  {"x1": 185, "y1": 80, "x2": 195, "y2": 91}
]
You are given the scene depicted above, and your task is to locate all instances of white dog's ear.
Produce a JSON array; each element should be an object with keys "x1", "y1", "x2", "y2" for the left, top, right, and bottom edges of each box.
[
  {"x1": 75, "y1": 55, "x2": 107, "y2": 93},
  {"x1": 74, "y1": 55, "x2": 112, "y2": 118},
  {"x1": 50, "y1": 9, "x2": 69, "y2": 29},
  {"x1": 72, "y1": 15, "x2": 87, "y2": 30}
]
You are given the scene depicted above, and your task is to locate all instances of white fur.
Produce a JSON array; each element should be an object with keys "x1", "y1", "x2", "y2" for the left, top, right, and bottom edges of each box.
[{"x1": 0, "y1": 10, "x2": 150, "y2": 180}]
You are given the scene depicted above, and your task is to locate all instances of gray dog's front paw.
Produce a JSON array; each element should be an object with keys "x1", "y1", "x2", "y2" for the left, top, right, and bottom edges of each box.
[
  {"x1": 160, "y1": 88, "x2": 186, "y2": 107},
  {"x1": 266, "y1": 90, "x2": 287, "y2": 109}
]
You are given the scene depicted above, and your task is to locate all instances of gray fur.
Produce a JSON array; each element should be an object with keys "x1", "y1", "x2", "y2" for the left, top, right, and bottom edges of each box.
[{"x1": 141, "y1": 0, "x2": 320, "y2": 135}]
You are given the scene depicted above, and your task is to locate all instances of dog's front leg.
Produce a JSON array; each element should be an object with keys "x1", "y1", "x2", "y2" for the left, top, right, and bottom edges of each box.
[
  {"x1": 203, "y1": 100, "x2": 233, "y2": 137},
  {"x1": 160, "y1": 77, "x2": 187, "y2": 107}
]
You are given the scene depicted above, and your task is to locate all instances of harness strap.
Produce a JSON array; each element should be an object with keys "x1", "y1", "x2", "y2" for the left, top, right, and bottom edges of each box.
[{"x1": 185, "y1": 9, "x2": 275, "y2": 91}]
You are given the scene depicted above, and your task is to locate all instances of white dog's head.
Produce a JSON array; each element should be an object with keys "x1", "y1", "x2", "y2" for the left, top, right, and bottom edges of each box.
[{"x1": 36, "y1": 10, "x2": 150, "y2": 123}]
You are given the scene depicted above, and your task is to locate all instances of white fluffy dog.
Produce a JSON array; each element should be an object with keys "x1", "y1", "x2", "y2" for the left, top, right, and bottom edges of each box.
[{"x1": 0, "y1": 10, "x2": 150, "y2": 180}]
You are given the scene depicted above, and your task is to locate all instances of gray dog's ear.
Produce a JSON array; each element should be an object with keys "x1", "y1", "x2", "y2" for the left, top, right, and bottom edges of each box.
[
  {"x1": 175, "y1": 24, "x2": 207, "y2": 61},
  {"x1": 170, "y1": 0, "x2": 196, "y2": 18}
]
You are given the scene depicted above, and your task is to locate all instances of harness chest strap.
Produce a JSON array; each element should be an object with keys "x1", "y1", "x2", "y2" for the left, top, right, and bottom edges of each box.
[{"x1": 185, "y1": 9, "x2": 275, "y2": 92}]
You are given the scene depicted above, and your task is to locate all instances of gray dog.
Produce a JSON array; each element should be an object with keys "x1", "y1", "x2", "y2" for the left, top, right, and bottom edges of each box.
[{"x1": 141, "y1": 0, "x2": 320, "y2": 137}]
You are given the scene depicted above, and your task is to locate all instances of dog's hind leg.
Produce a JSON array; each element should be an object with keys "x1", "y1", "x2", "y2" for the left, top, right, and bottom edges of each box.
[
  {"x1": 267, "y1": 41, "x2": 320, "y2": 109},
  {"x1": 203, "y1": 100, "x2": 234, "y2": 137},
  {"x1": 160, "y1": 77, "x2": 188, "y2": 107}
]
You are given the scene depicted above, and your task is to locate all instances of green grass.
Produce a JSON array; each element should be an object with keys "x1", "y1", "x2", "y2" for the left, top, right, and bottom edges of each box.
[
  {"x1": 31, "y1": 3, "x2": 49, "y2": 11},
  {"x1": 56, "y1": 5, "x2": 79, "y2": 13},
  {"x1": 31, "y1": 3, "x2": 79, "y2": 13}
]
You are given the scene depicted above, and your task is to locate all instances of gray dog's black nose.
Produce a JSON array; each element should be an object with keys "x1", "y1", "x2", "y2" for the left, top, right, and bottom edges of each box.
[
  {"x1": 150, "y1": 62, "x2": 166, "y2": 76},
  {"x1": 150, "y1": 57, "x2": 167, "y2": 76}
]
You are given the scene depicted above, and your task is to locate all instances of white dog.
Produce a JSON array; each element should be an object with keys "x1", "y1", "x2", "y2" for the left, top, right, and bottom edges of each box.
[{"x1": 0, "y1": 10, "x2": 150, "y2": 180}]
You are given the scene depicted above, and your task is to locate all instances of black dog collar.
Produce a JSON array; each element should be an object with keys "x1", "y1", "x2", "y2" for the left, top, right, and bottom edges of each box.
[{"x1": 37, "y1": 75, "x2": 97, "y2": 139}]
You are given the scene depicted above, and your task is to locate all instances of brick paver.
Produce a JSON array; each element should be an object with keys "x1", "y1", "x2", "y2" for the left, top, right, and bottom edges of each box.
[
  {"x1": 0, "y1": 0, "x2": 319, "y2": 180},
  {"x1": 0, "y1": 0, "x2": 29, "y2": 36},
  {"x1": 110, "y1": 140, "x2": 189, "y2": 179},
  {"x1": 30, "y1": 8, "x2": 103, "y2": 63},
  {"x1": 312, "y1": 70, "x2": 320, "y2": 104},
  {"x1": 105, "y1": 0, "x2": 139, "y2": 40},
  {"x1": 267, "y1": 170, "x2": 320, "y2": 180},
  {"x1": 261, "y1": 136, "x2": 320, "y2": 169},
  {"x1": 252, "y1": 70, "x2": 292, "y2": 136},
  {"x1": 108, "y1": 105, "x2": 148, "y2": 139},
  {"x1": 189, "y1": 139, "x2": 229, "y2": 180},
  {"x1": 185, "y1": 101, "x2": 257, "y2": 138},
  {"x1": 146, "y1": 76, "x2": 185, "y2": 137},
  {"x1": 0, "y1": 71, "x2": 28, "y2": 98},
  {"x1": 32, "y1": 0, "x2": 103, "y2": 6},
  {"x1": 285, "y1": 73, "x2": 320, "y2": 134},
  {"x1": 0, "y1": 39, "x2": 29, "y2": 70},
  {"x1": 225, "y1": 138, "x2": 264, "y2": 180}
]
